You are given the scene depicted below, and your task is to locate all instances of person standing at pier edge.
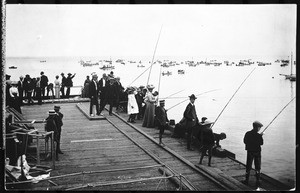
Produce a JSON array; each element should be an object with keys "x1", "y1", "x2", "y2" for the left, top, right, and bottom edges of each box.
[
  {"x1": 107, "y1": 77, "x2": 118, "y2": 116},
  {"x1": 198, "y1": 119, "x2": 215, "y2": 166},
  {"x1": 135, "y1": 86, "x2": 145, "y2": 120},
  {"x1": 82, "y1": 75, "x2": 91, "y2": 98},
  {"x1": 242, "y1": 121, "x2": 264, "y2": 188},
  {"x1": 127, "y1": 87, "x2": 139, "y2": 123},
  {"x1": 142, "y1": 85, "x2": 156, "y2": 128},
  {"x1": 54, "y1": 106, "x2": 64, "y2": 154},
  {"x1": 99, "y1": 73, "x2": 108, "y2": 116},
  {"x1": 155, "y1": 100, "x2": 169, "y2": 145},
  {"x1": 184, "y1": 94, "x2": 199, "y2": 151},
  {"x1": 65, "y1": 73, "x2": 76, "y2": 98},
  {"x1": 23, "y1": 74, "x2": 35, "y2": 105},
  {"x1": 9, "y1": 81, "x2": 22, "y2": 114},
  {"x1": 89, "y1": 74, "x2": 100, "y2": 116},
  {"x1": 36, "y1": 77, "x2": 42, "y2": 105},
  {"x1": 17, "y1": 76, "x2": 24, "y2": 106},
  {"x1": 54, "y1": 75, "x2": 60, "y2": 99},
  {"x1": 60, "y1": 73, "x2": 67, "y2": 98},
  {"x1": 40, "y1": 71, "x2": 49, "y2": 98}
]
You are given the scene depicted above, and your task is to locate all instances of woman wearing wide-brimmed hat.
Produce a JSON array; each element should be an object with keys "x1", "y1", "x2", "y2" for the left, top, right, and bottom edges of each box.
[{"x1": 142, "y1": 84, "x2": 156, "y2": 128}]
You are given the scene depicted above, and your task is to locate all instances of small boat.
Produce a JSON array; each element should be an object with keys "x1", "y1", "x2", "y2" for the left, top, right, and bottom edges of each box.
[
  {"x1": 178, "y1": 70, "x2": 185, "y2": 74},
  {"x1": 40, "y1": 60, "x2": 46, "y2": 63},
  {"x1": 162, "y1": 71, "x2": 172, "y2": 76},
  {"x1": 99, "y1": 65, "x2": 115, "y2": 70},
  {"x1": 279, "y1": 52, "x2": 296, "y2": 81},
  {"x1": 8, "y1": 66, "x2": 17, "y2": 69},
  {"x1": 137, "y1": 65, "x2": 145, "y2": 68}
]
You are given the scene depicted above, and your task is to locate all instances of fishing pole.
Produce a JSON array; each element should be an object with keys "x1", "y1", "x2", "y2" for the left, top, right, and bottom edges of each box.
[
  {"x1": 157, "y1": 62, "x2": 163, "y2": 101},
  {"x1": 146, "y1": 25, "x2": 163, "y2": 86},
  {"x1": 211, "y1": 68, "x2": 256, "y2": 129},
  {"x1": 160, "y1": 89, "x2": 185, "y2": 100},
  {"x1": 128, "y1": 65, "x2": 152, "y2": 86},
  {"x1": 166, "y1": 89, "x2": 221, "y2": 111},
  {"x1": 260, "y1": 96, "x2": 295, "y2": 134}
]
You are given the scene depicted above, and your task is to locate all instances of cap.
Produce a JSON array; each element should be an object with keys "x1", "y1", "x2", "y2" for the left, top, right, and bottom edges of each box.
[
  {"x1": 54, "y1": 106, "x2": 61, "y2": 109},
  {"x1": 201, "y1": 117, "x2": 207, "y2": 122},
  {"x1": 200, "y1": 120, "x2": 214, "y2": 126},
  {"x1": 253, "y1": 121, "x2": 263, "y2": 128},
  {"x1": 159, "y1": 100, "x2": 165, "y2": 104}
]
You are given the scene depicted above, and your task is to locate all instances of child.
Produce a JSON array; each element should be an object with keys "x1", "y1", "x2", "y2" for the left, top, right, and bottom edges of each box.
[{"x1": 127, "y1": 87, "x2": 139, "y2": 123}]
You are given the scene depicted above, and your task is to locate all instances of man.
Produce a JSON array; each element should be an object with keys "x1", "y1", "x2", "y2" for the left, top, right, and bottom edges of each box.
[
  {"x1": 40, "y1": 71, "x2": 49, "y2": 98},
  {"x1": 89, "y1": 74, "x2": 100, "y2": 116},
  {"x1": 54, "y1": 106, "x2": 64, "y2": 154},
  {"x1": 135, "y1": 86, "x2": 145, "y2": 120},
  {"x1": 242, "y1": 121, "x2": 264, "y2": 188},
  {"x1": 183, "y1": 94, "x2": 199, "y2": 150},
  {"x1": 65, "y1": 73, "x2": 76, "y2": 98},
  {"x1": 23, "y1": 74, "x2": 35, "y2": 105},
  {"x1": 98, "y1": 73, "x2": 108, "y2": 116},
  {"x1": 45, "y1": 110, "x2": 59, "y2": 161},
  {"x1": 198, "y1": 119, "x2": 215, "y2": 166},
  {"x1": 60, "y1": 73, "x2": 67, "y2": 98},
  {"x1": 115, "y1": 77, "x2": 124, "y2": 114},
  {"x1": 106, "y1": 77, "x2": 118, "y2": 116},
  {"x1": 155, "y1": 100, "x2": 169, "y2": 145},
  {"x1": 17, "y1": 76, "x2": 24, "y2": 106}
]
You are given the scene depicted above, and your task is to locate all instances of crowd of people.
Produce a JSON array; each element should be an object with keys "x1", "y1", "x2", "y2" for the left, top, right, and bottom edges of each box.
[{"x1": 5, "y1": 72, "x2": 77, "y2": 113}]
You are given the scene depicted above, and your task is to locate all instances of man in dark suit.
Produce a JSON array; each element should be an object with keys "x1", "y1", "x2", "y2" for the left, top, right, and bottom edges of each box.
[
  {"x1": 89, "y1": 74, "x2": 100, "y2": 116},
  {"x1": 183, "y1": 94, "x2": 199, "y2": 150},
  {"x1": 155, "y1": 100, "x2": 169, "y2": 145},
  {"x1": 98, "y1": 73, "x2": 108, "y2": 116},
  {"x1": 60, "y1": 73, "x2": 67, "y2": 98},
  {"x1": 17, "y1": 76, "x2": 24, "y2": 106},
  {"x1": 40, "y1": 71, "x2": 49, "y2": 98}
]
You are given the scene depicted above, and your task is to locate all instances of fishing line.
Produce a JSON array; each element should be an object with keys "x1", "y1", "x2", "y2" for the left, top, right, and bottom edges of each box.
[{"x1": 260, "y1": 96, "x2": 295, "y2": 134}]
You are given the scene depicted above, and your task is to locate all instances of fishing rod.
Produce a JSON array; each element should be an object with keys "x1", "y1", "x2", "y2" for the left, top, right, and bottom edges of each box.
[
  {"x1": 160, "y1": 89, "x2": 185, "y2": 100},
  {"x1": 146, "y1": 25, "x2": 163, "y2": 86},
  {"x1": 260, "y1": 97, "x2": 295, "y2": 134},
  {"x1": 166, "y1": 89, "x2": 221, "y2": 111},
  {"x1": 157, "y1": 62, "x2": 163, "y2": 101},
  {"x1": 211, "y1": 68, "x2": 256, "y2": 129}
]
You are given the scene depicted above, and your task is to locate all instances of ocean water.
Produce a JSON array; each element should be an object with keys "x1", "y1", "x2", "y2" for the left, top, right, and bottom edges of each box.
[{"x1": 5, "y1": 56, "x2": 296, "y2": 187}]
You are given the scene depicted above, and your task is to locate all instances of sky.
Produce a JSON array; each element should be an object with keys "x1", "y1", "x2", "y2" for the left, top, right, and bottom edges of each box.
[{"x1": 5, "y1": 4, "x2": 297, "y2": 58}]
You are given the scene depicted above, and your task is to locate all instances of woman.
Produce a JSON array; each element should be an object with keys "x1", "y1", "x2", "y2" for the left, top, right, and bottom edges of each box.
[
  {"x1": 142, "y1": 85, "x2": 156, "y2": 128},
  {"x1": 127, "y1": 87, "x2": 139, "y2": 123},
  {"x1": 82, "y1": 75, "x2": 91, "y2": 98},
  {"x1": 54, "y1": 75, "x2": 60, "y2": 99},
  {"x1": 9, "y1": 81, "x2": 22, "y2": 113}
]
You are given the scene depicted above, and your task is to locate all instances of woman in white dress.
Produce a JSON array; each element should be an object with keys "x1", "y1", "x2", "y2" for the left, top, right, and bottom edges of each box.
[
  {"x1": 54, "y1": 75, "x2": 60, "y2": 99},
  {"x1": 127, "y1": 87, "x2": 139, "y2": 123}
]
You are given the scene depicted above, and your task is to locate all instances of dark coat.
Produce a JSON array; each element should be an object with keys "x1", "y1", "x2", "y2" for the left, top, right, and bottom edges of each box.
[
  {"x1": 61, "y1": 76, "x2": 67, "y2": 87},
  {"x1": 107, "y1": 82, "x2": 119, "y2": 105},
  {"x1": 40, "y1": 75, "x2": 49, "y2": 88},
  {"x1": 23, "y1": 78, "x2": 35, "y2": 91},
  {"x1": 45, "y1": 115, "x2": 58, "y2": 141},
  {"x1": 244, "y1": 129, "x2": 263, "y2": 152},
  {"x1": 201, "y1": 128, "x2": 215, "y2": 146},
  {"x1": 89, "y1": 80, "x2": 99, "y2": 98},
  {"x1": 65, "y1": 75, "x2": 75, "y2": 87},
  {"x1": 155, "y1": 106, "x2": 169, "y2": 126},
  {"x1": 183, "y1": 103, "x2": 198, "y2": 127}
]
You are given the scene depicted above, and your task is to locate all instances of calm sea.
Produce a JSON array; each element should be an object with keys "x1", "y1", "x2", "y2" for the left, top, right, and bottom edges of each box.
[{"x1": 5, "y1": 56, "x2": 296, "y2": 187}]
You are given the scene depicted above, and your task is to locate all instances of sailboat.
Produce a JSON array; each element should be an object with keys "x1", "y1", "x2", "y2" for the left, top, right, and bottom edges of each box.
[{"x1": 279, "y1": 52, "x2": 296, "y2": 81}]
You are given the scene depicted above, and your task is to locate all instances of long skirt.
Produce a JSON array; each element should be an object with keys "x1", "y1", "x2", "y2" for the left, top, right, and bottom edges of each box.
[
  {"x1": 55, "y1": 86, "x2": 60, "y2": 99},
  {"x1": 142, "y1": 101, "x2": 155, "y2": 128}
]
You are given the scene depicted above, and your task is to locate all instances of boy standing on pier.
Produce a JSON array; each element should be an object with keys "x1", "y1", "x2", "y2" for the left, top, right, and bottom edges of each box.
[
  {"x1": 54, "y1": 106, "x2": 64, "y2": 155},
  {"x1": 155, "y1": 100, "x2": 169, "y2": 145},
  {"x1": 242, "y1": 121, "x2": 264, "y2": 188}
]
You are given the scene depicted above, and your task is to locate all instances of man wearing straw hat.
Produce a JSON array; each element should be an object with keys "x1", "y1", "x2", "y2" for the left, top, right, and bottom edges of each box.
[
  {"x1": 198, "y1": 119, "x2": 215, "y2": 166},
  {"x1": 184, "y1": 94, "x2": 199, "y2": 150},
  {"x1": 242, "y1": 121, "x2": 264, "y2": 188},
  {"x1": 89, "y1": 74, "x2": 100, "y2": 116},
  {"x1": 45, "y1": 110, "x2": 59, "y2": 161}
]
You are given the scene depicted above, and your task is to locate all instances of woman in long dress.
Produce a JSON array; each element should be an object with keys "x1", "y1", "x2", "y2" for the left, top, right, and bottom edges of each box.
[
  {"x1": 127, "y1": 87, "x2": 139, "y2": 123},
  {"x1": 142, "y1": 85, "x2": 156, "y2": 128},
  {"x1": 54, "y1": 75, "x2": 60, "y2": 99}
]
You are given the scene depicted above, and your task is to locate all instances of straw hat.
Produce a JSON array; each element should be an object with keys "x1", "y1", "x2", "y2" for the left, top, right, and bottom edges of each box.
[
  {"x1": 147, "y1": 84, "x2": 155, "y2": 90},
  {"x1": 200, "y1": 120, "x2": 214, "y2": 126},
  {"x1": 48, "y1": 110, "x2": 57, "y2": 115}
]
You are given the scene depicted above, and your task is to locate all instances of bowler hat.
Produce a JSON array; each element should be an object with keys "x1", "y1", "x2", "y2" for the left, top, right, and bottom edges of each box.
[
  {"x1": 54, "y1": 106, "x2": 61, "y2": 109},
  {"x1": 253, "y1": 121, "x2": 263, "y2": 128},
  {"x1": 189, "y1": 94, "x2": 197, "y2": 99},
  {"x1": 48, "y1": 110, "x2": 56, "y2": 115},
  {"x1": 68, "y1": 73, "x2": 72, "y2": 76}
]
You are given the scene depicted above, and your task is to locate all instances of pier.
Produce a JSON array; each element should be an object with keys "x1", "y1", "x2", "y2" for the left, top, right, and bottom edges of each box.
[{"x1": 5, "y1": 100, "x2": 293, "y2": 191}]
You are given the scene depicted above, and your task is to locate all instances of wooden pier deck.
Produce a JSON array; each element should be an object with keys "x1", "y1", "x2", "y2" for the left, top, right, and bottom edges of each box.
[{"x1": 6, "y1": 101, "x2": 293, "y2": 191}]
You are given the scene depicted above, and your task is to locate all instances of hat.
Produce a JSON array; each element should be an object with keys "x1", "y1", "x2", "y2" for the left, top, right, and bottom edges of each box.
[
  {"x1": 25, "y1": 74, "x2": 30, "y2": 78},
  {"x1": 48, "y1": 110, "x2": 56, "y2": 115},
  {"x1": 40, "y1": 71, "x2": 44, "y2": 75},
  {"x1": 54, "y1": 106, "x2": 61, "y2": 109},
  {"x1": 147, "y1": 84, "x2": 155, "y2": 89},
  {"x1": 61, "y1": 73, "x2": 64, "y2": 75},
  {"x1": 201, "y1": 117, "x2": 207, "y2": 122},
  {"x1": 200, "y1": 120, "x2": 214, "y2": 126},
  {"x1": 139, "y1": 85, "x2": 145, "y2": 89},
  {"x1": 92, "y1": 73, "x2": 98, "y2": 78},
  {"x1": 6, "y1": 74, "x2": 11, "y2": 79},
  {"x1": 253, "y1": 121, "x2": 263, "y2": 128},
  {"x1": 159, "y1": 100, "x2": 165, "y2": 105},
  {"x1": 68, "y1": 73, "x2": 72, "y2": 76},
  {"x1": 189, "y1": 94, "x2": 197, "y2": 100}
]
